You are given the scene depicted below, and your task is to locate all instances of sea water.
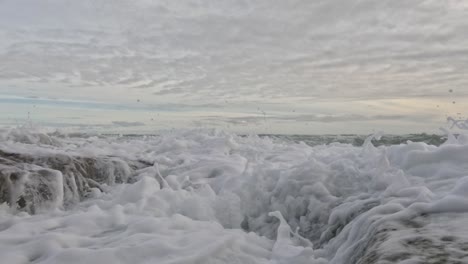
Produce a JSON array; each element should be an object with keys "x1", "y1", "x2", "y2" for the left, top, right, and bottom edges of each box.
[{"x1": 0, "y1": 128, "x2": 467, "y2": 263}]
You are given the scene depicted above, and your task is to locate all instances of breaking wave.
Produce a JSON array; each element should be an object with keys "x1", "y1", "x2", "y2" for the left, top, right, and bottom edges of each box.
[{"x1": 1, "y1": 127, "x2": 468, "y2": 263}]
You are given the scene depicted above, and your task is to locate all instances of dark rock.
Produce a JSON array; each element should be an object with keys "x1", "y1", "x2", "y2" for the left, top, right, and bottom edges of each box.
[{"x1": 0, "y1": 149, "x2": 150, "y2": 214}]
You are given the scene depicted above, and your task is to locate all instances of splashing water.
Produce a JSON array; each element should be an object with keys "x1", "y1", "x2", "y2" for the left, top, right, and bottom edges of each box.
[
  {"x1": 1, "y1": 128, "x2": 468, "y2": 263},
  {"x1": 448, "y1": 116, "x2": 468, "y2": 130}
]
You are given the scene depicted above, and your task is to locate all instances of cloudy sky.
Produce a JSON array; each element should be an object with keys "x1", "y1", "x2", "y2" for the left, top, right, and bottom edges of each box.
[{"x1": 0, "y1": 0, "x2": 467, "y2": 134}]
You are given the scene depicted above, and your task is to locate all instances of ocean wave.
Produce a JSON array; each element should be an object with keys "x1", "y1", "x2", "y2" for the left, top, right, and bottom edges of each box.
[{"x1": 0, "y1": 128, "x2": 467, "y2": 263}]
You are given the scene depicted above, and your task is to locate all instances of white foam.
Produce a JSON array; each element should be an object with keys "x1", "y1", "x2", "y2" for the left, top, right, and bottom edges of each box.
[{"x1": 0, "y1": 129, "x2": 468, "y2": 263}]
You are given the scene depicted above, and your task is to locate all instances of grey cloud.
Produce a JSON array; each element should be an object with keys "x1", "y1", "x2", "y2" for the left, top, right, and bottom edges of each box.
[
  {"x1": 0, "y1": 0, "x2": 466, "y2": 134},
  {"x1": 1, "y1": 0, "x2": 467, "y2": 101},
  {"x1": 291, "y1": 114, "x2": 438, "y2": 123},
  {"x1": 289, "y1": 114, "x2": 418, "y2": 123},
  {"x1": 153, "y1": 88, "x2": 185, "y2": 96},
  {"x1": 201, "y1": 113, "x2": 437, "y2": 126},
  {"x1": 112, "y1": 121, "x2": 145, "y2": 127}
]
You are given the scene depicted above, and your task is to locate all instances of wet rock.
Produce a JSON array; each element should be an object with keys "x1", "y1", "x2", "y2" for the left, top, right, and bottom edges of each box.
[
  {"x1": 0, "y1": 149, "x2": 149, "y2": 214},
  {"x1": 356, "y1": 213, "x2": 468, "y2": 264}
]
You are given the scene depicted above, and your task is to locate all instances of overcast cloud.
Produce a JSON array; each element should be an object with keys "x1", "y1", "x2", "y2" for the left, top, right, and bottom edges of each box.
[{"x1": 0, "y1": 0, "x2": 467, "y2": 134}]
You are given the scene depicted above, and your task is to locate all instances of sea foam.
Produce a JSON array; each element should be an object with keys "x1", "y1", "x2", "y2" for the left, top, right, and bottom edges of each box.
[{"x1": 0, "y1": 128, "x2": 467, "y2": 263}]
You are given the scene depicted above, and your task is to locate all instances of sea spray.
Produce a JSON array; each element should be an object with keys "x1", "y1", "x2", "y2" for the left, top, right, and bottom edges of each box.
[{"x1": 0, "y1": 128, "x2": 468, "y2": 263}]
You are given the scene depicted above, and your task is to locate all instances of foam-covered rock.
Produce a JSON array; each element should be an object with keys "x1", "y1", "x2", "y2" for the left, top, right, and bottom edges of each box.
[{"x1": 0, "y1": 149, "x2": 145, "y2": 213}]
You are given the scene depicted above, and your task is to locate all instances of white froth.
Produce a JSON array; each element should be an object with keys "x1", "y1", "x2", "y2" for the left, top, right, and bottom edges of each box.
[{"x1": 0, "y1": 128, "x2": 468, "y2": 263}]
